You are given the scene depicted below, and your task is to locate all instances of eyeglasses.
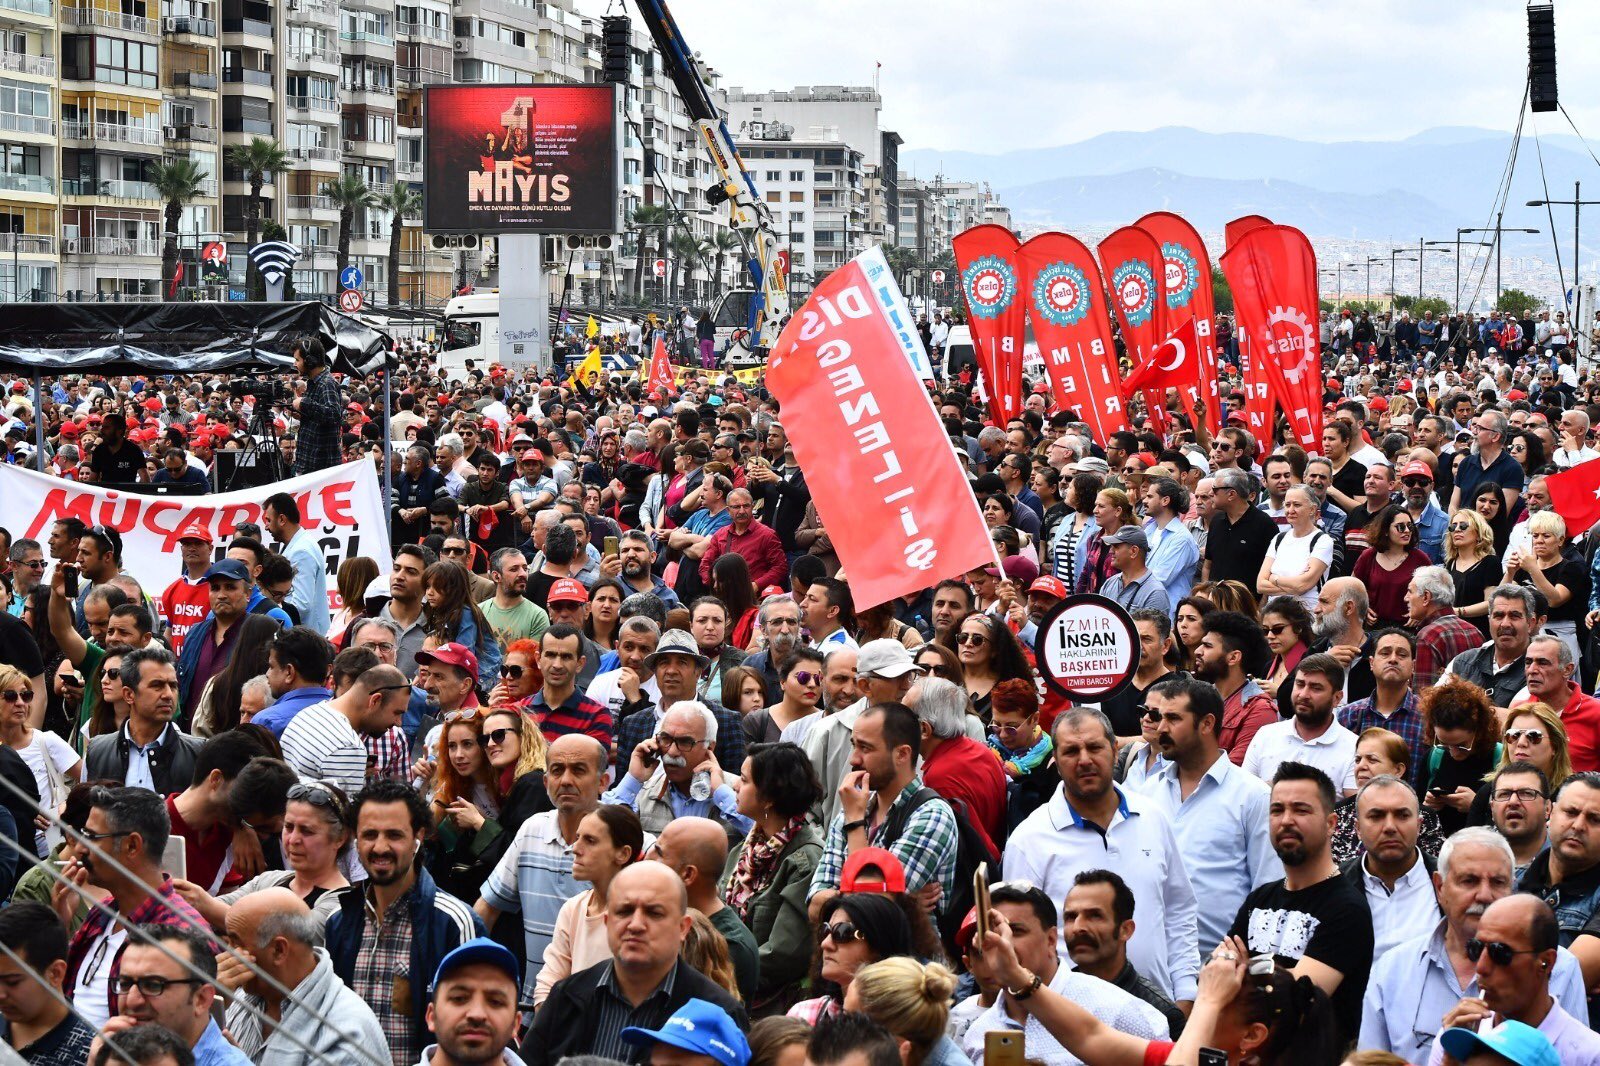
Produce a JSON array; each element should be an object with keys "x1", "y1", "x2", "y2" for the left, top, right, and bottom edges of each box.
[
  {"x1": 654, "y1": 732, "x2": 702, "y2": 752},
  {"x1": 478, "y1": 727, "x2": 517, "y2": 748},
  {"x1": 19, "y1": 559, "x2": 44, "y2": 568},
  {"x1": 501, "y1": 664, "x2": 526, "y2": 680},
  {"x1": 1504, "y1": 728, "x2": 1546, "y2": 746},
  {"x1": 0, "y1": 689, "x2": 33, "y2": 703},
  {"x1": 821, "y1": 921, "x2": 864, "y2": 944},
  {"x1": 1465, "y1": 938, "x2": 1543, "y2": 966},
  {"x1": 115, "y1": 975, "x2": 203, "y2": 997},
  {"x1": 1491, "y1": 787, "x2": 1546, "y2": 803},
  {"x1": 791, "y1": 670, "x2": 822, "y2": 686},
  {"x1": 77, "y1": 827, "x2": 133, "y2": 843},
  {"x1": 956, "y1": 632, "x2": 988, "y2": 646}
]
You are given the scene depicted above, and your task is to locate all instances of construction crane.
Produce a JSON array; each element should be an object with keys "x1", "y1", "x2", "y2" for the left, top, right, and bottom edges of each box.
[{"x1": 631, "y1": 0, "x2": 791, "y2": 358}]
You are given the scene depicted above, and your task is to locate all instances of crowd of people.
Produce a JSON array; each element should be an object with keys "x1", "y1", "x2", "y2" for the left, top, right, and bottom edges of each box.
[{"x1": 0, "y1": 312, "x2": 1598, "y2": 1066}]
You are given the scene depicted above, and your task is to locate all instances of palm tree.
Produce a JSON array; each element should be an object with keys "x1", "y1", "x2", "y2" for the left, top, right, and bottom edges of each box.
[
  {"x1": 152, "y1": 158, "x2": 208, "y2": 302},
  {"x1": 224, "y1": 136, "x2": 287, "y2": 298},
  {"x1": 630, "y1": 204, "x2": 669, "y2": 299},
  {"x1": 322, "y1": 173, "x2": 376, "y2": 281},
  {"x1": 379, "y1": 183, "x2": 424, "y2": 307},
  {"x1": 669, "y1": 229, "x2": 700, "y2": 304},
  {"x1": 707, "y1": 229, "x2": 742, "y2": 296}
]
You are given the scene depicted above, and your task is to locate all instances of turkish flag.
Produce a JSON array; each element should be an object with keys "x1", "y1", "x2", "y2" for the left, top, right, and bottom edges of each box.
[
  {"x1": 952, "y1": 224, "x2": 1025, "y2": 425},
  {"x1": 1137, "y1": 211, "x2": 1221, "y2": 432},
  {"x1": 646, "y1": 336, "x2": 675, "y2": 394},
  {"x1": 1547, "y1": 458, "x2": 1600, "y2": 537},
  {"x1": 767, "y1": 247, "x2": 995, "y2": 609},
  {"x1": 1121, "y1": 316, "x2": 1200, "y2": 396}
]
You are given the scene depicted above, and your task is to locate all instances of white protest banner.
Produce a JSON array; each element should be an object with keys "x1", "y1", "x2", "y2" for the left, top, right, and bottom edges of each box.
[{"x1": 0, "y1": 459, "x2": 391, "y2": 613}]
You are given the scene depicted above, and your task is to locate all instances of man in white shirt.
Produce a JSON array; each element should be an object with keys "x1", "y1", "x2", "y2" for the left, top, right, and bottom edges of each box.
[
  {"x1": 263, "y1": 491, "x2": 330, "y2": 637},
  {"x1": 1242, "y1": 652, "x2": 1358, "y2": 794},
  {"x1": 1341, "y1": 775, "x2": 1441, "y2": 963},
  {"x1": 1554, "y1": 410, "x2": 1599, "y2": 469},
  {"x1": 280, "y1": 662, "x2": 411, "y2": 798},
  {"x1": 584, "y1": 616, "x2": 661, "y2": 721}
]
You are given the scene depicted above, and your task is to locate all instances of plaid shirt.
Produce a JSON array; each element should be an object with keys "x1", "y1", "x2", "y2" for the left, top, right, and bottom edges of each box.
[
  {"x1": 293, "y1": 367, "x2": 344, "y2": 475},
  {"x1": 809, "y1": 775, "x2": 958, "y2": 913},
  {"x1": 1338, "y1": 690, "x2": 1426, "y2": 791},
  {"x1": 1414, "y1": 611, "x2": 1483, "y2": 691},
  {"x1": 2, "y1": 1013, "x2": 96, "y2": 1066},
  {"x1": 65, "y1": 878, "x2": 216, "y2": 1023},
  {"x1": 365, "y1": 726, "x2": 410, "y2": 780},
  {"x1": 353, "y1": 886, "x2": 416, "y2": 1066}
]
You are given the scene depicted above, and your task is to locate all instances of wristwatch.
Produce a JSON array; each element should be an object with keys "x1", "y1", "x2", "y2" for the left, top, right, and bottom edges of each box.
[{"x1": 1007, "y1": 971, "x2": 1043, "y2": 1001}]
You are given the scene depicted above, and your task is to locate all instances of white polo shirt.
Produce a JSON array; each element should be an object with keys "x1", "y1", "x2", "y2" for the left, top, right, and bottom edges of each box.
[{"x1": 1241, "y1": 718, "x2": 1358, "y2": 794}]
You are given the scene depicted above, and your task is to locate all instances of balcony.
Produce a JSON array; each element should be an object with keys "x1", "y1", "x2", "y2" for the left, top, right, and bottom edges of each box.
[
  {"x1": 0, "y1": 50, "x2": 52, "y2": 76},
  {"x1": 396, "y1": 108, "x2": 423, "y2": 127},
  {"x1": 162, "y1": 13, "x2": 212, "y2": 34},
  {"x1": 339, "y1": 28, "x2": 393, "y2": 46},
  {"x1": 221, "y1": 67, "x2": 272, "y2": 86},
  {"x1": 173, "y1": 123, "x2": 217, "y2": 143},
  {"x1": 0, "y1": 111, "x2": 51, "y2": 135},
  {"x1": 286, "y1": 44, "x2": 338, "y2": 64},
  {"x1": 287, "y1": 145, "x2": 338, "y2": 163},
  {"x1": 0, "y1": 172, "x2": 51, "y2": 194},
  {"x1": 396, "y1": 65, "x2": 448, "y2": 86},
  {"x1": 220, "y1": 15, "x2": 270, "y2": 36},
  {"x1": 396, "y1": 159, "x2": 420, "y2": 178},
  {"x1": 63, "y1": 178, "x2": 160, "y2": 201},
  {"x1": 345, "y1": 82, "x2": 394, "y2": 97},
  {"x1": 168, "y1": 69, "x2": 217, "y2": 91},
  {"x1": 62, "y1": 121, "x2": 162, "y2": 146},
  {"x1": 0, "y1": 0, "x2": 51, "y2": 16},
  {"x1": 285, "y1": 94, "x2": 339, "y2": 114},
  {"x1": 395, "y1": 19, "x2": 446, "y2": 40},
  {"x1": 287, "y1": 193, "x2": 332, "y2": 211},
  {"x1": 66, "y1": 235, "x2": 159, "y2": 256},
  {"x1": 0, "y1": 233, "x2": 54, "y2": 254},
  {"x1": 61, "y1": 5, "x2": 155, "y2": 33}
]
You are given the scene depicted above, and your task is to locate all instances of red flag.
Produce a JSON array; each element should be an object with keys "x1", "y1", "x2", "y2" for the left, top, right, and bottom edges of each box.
[
  {"x1": 1547, "y1": 458, "x2": 1600, "y2": 537},
  {"x1": 647, "y1": 336, "x2": 675, "y2": 394},
  {"x1": 1120, "y1": 316, "x2": 1199, "y2": 396},
  {"x1": 767, "y1": 247, "x2": 994, "y2": 609},
  {"x1": 167, "y1": 261, "x2": 183, "y2": 299},
  {"x1": 1221, "y1": 224, "x2": 1323, "y2": 450},
  {"x1": 1016, "y1": 232, "x2": 1130, "y2": 445},
  {"x1": 1097, "y1": 226, "x2": 1171, "y2": 431},
  {"x1": 1226, "y1": 215, "x2": 1274, "y2": 248},
  {"x1": 1136, "y1": 211, "x2": 1220, "y2": 432},
  {"x1": 952, "y1": 225, "x2": 1025, "y2": 425}
]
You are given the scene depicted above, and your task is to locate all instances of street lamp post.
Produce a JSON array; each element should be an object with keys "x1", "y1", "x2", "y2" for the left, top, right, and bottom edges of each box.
[
  {"x1": 1457, "y1": 218, "x2": 1539, "y2": 311},
  {"x1": 1388, "y1": 252, "x2": 1417, "y2": 304},
  {"x1": 1527, "y1": 181, "x2": 1600, "y2": 310},
  {"x1": 1427, "y1": 237, "x2": 1492, "y2": 311}
]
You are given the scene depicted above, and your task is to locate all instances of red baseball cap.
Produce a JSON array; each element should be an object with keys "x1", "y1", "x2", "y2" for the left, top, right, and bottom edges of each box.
[
  {"x1": 1028, "y1": 575, "x2": 1069, "y2": 600},
  {"x1": 177, "y1": 522, "x2": 214, "y2": 545},
  {"x1": 548, "y1": 578, "x2": 589, "y2": 604},
  {"x1": 415, "y1": 641, "x2": 479, "y2": 678},
  {"x1": 1399, "y1": 460, "x2": 1433, "y2": 481},
  {"x1": 58, "y1": 422, "x2": 79, "y2": 438},
  {"x1": 1369, "y1": 396, "x2": 1389, "y2": 412},
  {"x1": 956, "y1": 907, "x2": 982, "y2": 953},
  {"x1": 143, "y1": 397, "x2": 163, "y2": 412},
  {"x1": 841, "y1": 847, "x2": 907, "y2": 894}
]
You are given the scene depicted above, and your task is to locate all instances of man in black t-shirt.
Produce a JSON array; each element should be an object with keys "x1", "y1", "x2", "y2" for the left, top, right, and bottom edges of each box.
[
  {"x1": 1203, "y1": 467, "x2": 1277, "y2": 586},
  {"x1": 87, "y1": 413, "x2": 147, "y2": 483},
  {"x1": 0, "y1": 612, "x2": 44, "y2": 727},
  {"x1": 1229, "y1": 760, "x2": 1373, "y2": 1046}
]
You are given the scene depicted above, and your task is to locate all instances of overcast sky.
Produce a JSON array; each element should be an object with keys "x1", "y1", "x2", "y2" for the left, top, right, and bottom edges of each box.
[{"x1": 663, "y1": 0, "x2": 1600, "y2": 154}]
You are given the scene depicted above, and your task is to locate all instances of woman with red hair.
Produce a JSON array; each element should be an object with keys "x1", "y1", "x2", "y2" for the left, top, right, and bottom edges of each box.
[{"x1": 487, "y1": 637, "x2": 542, "y2": 710}]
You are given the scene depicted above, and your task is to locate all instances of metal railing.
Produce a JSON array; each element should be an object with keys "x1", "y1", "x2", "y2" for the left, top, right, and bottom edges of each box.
[
  {"x1": 0, "y1": 0, "x2": 51, "y2": 16},
  {"x1": 168, "y1": 69, "x2": 218, "y2": 89},
  {"x1": 396, "y1": 159, "x2": 421, "y2": 177},
  {"x1": 396, "y1": 65, "x2": 449, "y2": 85},
  {"x1": 66, "y1": 235, "x2": 160, "y2": 255},
  {"x1": 0, "y1": 172, "x2": 50, "y2": 193},
  {"x1": 61, "y1": 5, "x2": 154, "y2": 32},
  {"x1": 221, "y1": 14, "x2": 270, "y2": 35},
  {"x1": 286, "y1": 94, "x2": 340, "y2": 112},
  {"x1": 221, "y1": 66, "x2": 273, "y2": 84},
  {"x1": 339, "y1": 28, "x2": 393, "y2": 44},
  {"x1": 347, "y1": 82, "x2": 394, "y2": 96},
  {"x1": 0, "y1": 232, "x2": 53, "y2": 252},
  {"x1": 396, "y1": 18, "x2": 446, "y2": 39},
  {"x1": 162, "y1": 13, "x2": 213, "y2": 34},
  {"x1": 288, "y1": 193, "x2": 333, "y2": 210},
  {"x1": 173, "y1": 123, "x2": 217, "y2": 142},
  {"x1": 286, "y1": 44, "x2": 339, "y2": 64},
  {"x1": 63, "y1": 179, "x2": 159, "y2": 200},
  {"x1": 0, "y1": 111, "x2": 52, "y2": 135},
  {"x1": 62, "y1": 120, "x2": 163, "y2": 144},
  {"x1": 0, "y1": 50, "x2": 53, "y2": 75},
  {"x1": 288, "y1": 145, "x2": 339, "y2": 162}
]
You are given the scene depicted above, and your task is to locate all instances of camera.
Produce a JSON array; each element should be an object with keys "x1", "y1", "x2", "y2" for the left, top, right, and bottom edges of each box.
[{"x1": 226, "y1": 378, "x2": 292, "y2": 405}]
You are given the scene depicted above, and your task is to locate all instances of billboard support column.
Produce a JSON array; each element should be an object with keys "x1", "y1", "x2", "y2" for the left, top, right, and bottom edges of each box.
[{"x1": 499, "y1": 234, "x2": 546, "y2": 373}]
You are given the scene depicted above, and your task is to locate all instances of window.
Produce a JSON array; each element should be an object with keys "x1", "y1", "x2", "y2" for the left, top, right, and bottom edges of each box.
[
  {"x1": 765, "y1": 191, "x2": 778, "y2": 203},
  {"x1": 789, "y1": 170, "x2": 804, "y2": 181},
  {"x1": 764, "y1": 170, "x2": 780, "y2": 182},
  {"x1": 788, "y1": 191, "x2": 802, "y2": 202}
]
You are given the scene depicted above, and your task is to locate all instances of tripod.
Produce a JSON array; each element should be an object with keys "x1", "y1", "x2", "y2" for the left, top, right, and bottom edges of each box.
[{"x1": 224, "y1": 392, "x2": 286, "y2": 491}]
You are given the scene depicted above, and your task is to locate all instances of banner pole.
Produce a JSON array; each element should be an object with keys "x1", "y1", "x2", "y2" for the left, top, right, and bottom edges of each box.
[
  {"x1": 30, "y1": 369, "x2": 43, "y2": 473},
  {"x1": 382, "y1": 366, "x2": 393, "y2": 511}
]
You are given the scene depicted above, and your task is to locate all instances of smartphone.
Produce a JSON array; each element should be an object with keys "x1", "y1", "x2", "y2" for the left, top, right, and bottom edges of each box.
[
  {"x1": 1197, "y1": 1050, "x2": 1228, "y2": 1066},
  {"x1": 984, "y1": 1031, "x2": 1022, "y2": 1066},
  {"x1": 603, "y1": 536, "x2": 619, "y2": 558},
  {"x1": 60, "y1": 564, "x2": 78, "y2": 598},
  {"x1": 974, "y1": 866, "x2": 992, "y2": 946},
  {"x1": 160, "y1": 836, "x2": 187, "y2": 882},
  {"x1": 1429, "y1": 786, "x2": 1450, "y2": 796}
]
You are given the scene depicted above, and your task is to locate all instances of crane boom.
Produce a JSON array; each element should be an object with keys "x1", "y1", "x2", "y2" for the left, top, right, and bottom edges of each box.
[{"x1": 631, "y1": 0, "x2": 790, "y2": 355}]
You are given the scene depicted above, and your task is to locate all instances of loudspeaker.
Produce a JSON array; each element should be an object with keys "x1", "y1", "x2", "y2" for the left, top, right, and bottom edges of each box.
[
  {"x1": 1529, "y1": 3, "x2": 1558, "y2": 113},
  {"x1": 602, "y1": 16, "x2": 630, "y2": 84}
]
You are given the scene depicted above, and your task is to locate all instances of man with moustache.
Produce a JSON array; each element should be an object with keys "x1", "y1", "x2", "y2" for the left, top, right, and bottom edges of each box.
[
  {"x1": 738, "y1": 595, "x2": 801, "y2": 704},
  {"x1": 1242, "y1": 653, "x2": 1359, "y2": 795},
  {"x1": 422, "y1": 938, "x2": 528, "y2": 1066}
]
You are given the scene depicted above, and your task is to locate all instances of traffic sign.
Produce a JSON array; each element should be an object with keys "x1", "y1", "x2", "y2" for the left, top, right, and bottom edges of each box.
[
  {"x1": 338, "y1": 289, "x2": 364, "y2": 312},
  {"x1": 932, "y1": 269, "x2": 946, "y2": 284},
  {"x1": 340, "y1": 265, "x2": 365, "y2": 290},
  {"x1": 653, "y1": 258, "x2": 666, "y2": 277}
]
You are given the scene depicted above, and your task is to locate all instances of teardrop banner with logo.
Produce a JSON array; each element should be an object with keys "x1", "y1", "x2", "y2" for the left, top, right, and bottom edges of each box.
[
  {"x1": 1098, "y1": 226, "x2": 1173, "y2": 433},
  {"x1": 1033, "y1": 593, "x2": 1141, "y2": 702},
  {"x1": 1221, "y1": 223, "x2": 1324, "y2": 451},
  {"x1": 1016, "y1": 232, "x2": 1130, "y2": 445},
  {"x1": 1225, "y1": 214, "x2": 1278, "y2": 440},
  {"x1": 953, "y1": 224, "x2": 1026, "y2": 426},
  {"x1": 1136, "y1": 211, "x2": 1220, "y2": 433},
  {"x1": 1226, "y1": 214, "x2": 1274, "y2": 249}
]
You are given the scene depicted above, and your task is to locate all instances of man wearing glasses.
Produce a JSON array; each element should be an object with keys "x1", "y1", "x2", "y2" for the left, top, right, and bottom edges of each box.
[
  {"x1": 4, "y1": 538, "x2": 43, "y2": 619},
  {"x1": 91, "y1": 927, "x2": 251, "y2": 1066},
  {"x1": 603, "y1": 700, "x2": 751, "y2": 840},
  {"x1": 1201, "y1": 468, "x2": 1277, "y2": 588},
  {"x1": 1489, "y1": 762, "x2": 1552, "y2": 879}
]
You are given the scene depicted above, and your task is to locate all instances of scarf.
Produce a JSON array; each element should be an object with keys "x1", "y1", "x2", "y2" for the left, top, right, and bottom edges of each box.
[{"x1": 725, "y1": 813, "x2": 806, "y2": 920}]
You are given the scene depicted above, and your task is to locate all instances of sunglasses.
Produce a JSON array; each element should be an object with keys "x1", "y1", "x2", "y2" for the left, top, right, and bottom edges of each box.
[
  {"x1": 821, "y1": 921, "x2": 865, "y2": 944},
  {"x1": 501, "y1": 664, "x2": 526, "y2": 680},
  {"x1": 1402, "y1": 478, "x2": 1431, "y2": 488},
  {"x1": 286, "y1": 781, "x2": 347, "y2": 818},
  {"x1": 19, "y1": 559, "x2": 44, "y2": 568},
  {"x1": 956, "y1": 632, "x2": 988, "y2": 646},
  {"x1": 654, "y1": 732, "x2": 701, "y2": 752},
  {"x1": 1140, "y1": 708, "x2": 1162, "y2": 723},
  {"x1": 1264, "y1": 624, "x2": 1291, "y2": 637},
  {"x1": 1448, "y1": 522, "x2": 1473, "y2": 531},
  {"x1": 441, "y1": 547, "x2": 467, "y2": 556},
  {"x1": 0, "y1": 689, "x2": 33, "y2": 703},
  {"x1": 1504, "y1": 728, "x2": 1546, "y2": 745},
  {"x1": 478, "y1": 727, "x2": 517, "y2": 748},
  {"x1": 1465, "y1": 938, "x2": 1542, "y2": 966},
  {"x1": 791, "y1": 670, "x2": 821, "y2": 686}
]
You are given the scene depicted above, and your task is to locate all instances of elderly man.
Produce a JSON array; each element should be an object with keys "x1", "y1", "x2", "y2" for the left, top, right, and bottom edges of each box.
[
  {"x1": 912, "y1": 676, "x2": 1005, "y2": 860},
  {"x1": 740, "y1": 594, "x2": 801, "y2": 703},
  {"x1": 220, "y1": 889, "x2": 389, "y2": 1066},
  {"x1": 1517, "y1": 633, "x2": 1600, "y2": 772},
  {"x1": 1446, "y1": 584, "x2": 1536, "y2": 713},
  {"x1": 1406, "y1": 566, "x2": 1484, "y2": 690},
  {"x1": 605, "y1": 701, "x2": 751, "y2": 840},
  {"x1": 1312, "y1": 577, "x2": 1375, "y2": 703},
  {"x1": 1202, "y1": 467, "x2": 1278, "y2": 586},
  {"x1": 1555, "y1": 408, "x2": 1598, "y2": 469},
  {"x1": 521, "y1": 862, "x2": 746, "y2": 1066},
  {"x1": 697, "y1": 487, "x2": 788, "y2": 590},
  {"x1": 649, "y1": 817, "x2": 758, "y2": 1003},
  {"x1": 613, "y1": 630, "x2": 743, "y2": 775},
  {"x1": 1449, "y1": 409, "x2": 1523, "y2": 514},
  {"x1": 1362, "y1": 827, "x2": 1590, "y2": 1058},
  {"x1": 585, "y1": 617, "x2": 662, "y2": 721},
  {"x1": 1339, "y1": 775, "x2": 1442, "y2": 963}
]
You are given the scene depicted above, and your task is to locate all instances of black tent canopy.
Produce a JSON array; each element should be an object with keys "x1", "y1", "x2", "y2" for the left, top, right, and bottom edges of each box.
[{"x1": 0, "y1": 301, "x2": 394, "y2": 377}]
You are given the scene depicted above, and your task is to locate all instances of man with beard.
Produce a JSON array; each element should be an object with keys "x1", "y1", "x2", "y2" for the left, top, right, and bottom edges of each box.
[
  {"x1": 479, "y1": 549, "x2": 548, "y2": 649},
  {"x1": 326, "y1": 779, "x2": 485, "y2": 1066},
  {"x1": 585, "y1": 617, "x2": 661, "y2": 722},
  {"x1": 280, "y1": 663, "x2": 412, "y2": 800},
  {"x1": 1228, "y1": 761, "x2": 1373, "y2": 1045},
  {"x1": 1004, "y1": 707, "x2": 1199, "y2": 1007},
  {"x1": 1445, "y1": 584, "x2": 1536, "y2": 714},
  {"x1": 61, "y1": 787, "x2": 214, "y2": 1031},
  {"x1": 422, "y1": 938, "x2": 526, "y2": 1066},
  {"x1": 739, "y1": 594, "x2": 801, "y2": 704},
  {"x1": 803, "y1": 642, "x2": 915, "y2": 827},
  {"x1": 1059, "y1": 870, "x2": 1186, "y2": 1038},
  {"x1": 1361, "y1": 827, "x2": 1590, "y2": 1059},
  {"x1": 1311, "y1": 577, "x2": 1375, "y2": 703},
  {"x1": 1518, "y1": 774, "x2": 1600, "y2": 970},
  {"x1": 616, "y1": 530, "x2": 680, "y2": 610},
  {"x1": 1400, "y1": 460, "x2": 1449, "y2": 562},
  {"x1": 1490, "y1": 761, "x2": 1552, "y2": 878},
  {"x1": 1137, "y1": 676, "x2": 1280, "y2": 964},
  {"x1": 928, "y1": 579, "x2": 973, "y2": 646},
  {"x1": 1191, "y1": 610, "x2": 1277, "y2": 764},
  {"x1": 477, "y1": 734, "x2": 608, "y2": 992},
  {"x1": 1340, "y1": 775, "x2": 1441, "y2": 963},
  {"x1": 1242, "y1": 653, "x2": 1359, "y2": 795}
]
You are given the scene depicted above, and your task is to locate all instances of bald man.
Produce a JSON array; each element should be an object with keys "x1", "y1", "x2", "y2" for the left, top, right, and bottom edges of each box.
[
  {"x1": 651, "y1": 817, "x2": 758, "y2": 1002},
  {"x1": 521, "y1": 862, "x2": 746, "y2": 1066},
  {"x1": 221, "y1": 888, "x2": 389, "y2": 1066}
]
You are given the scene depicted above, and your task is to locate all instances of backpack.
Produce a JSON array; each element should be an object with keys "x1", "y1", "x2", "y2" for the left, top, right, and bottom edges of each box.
[
  {"x1": 1269, "y1": 528, "x2": 1330, "y2": 592},
  {"x1": 880, "y1": 786, "x2": 999, "y2": 955}
]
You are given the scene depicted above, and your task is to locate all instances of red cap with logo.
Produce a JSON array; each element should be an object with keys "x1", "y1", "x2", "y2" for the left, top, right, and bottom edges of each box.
[
  {"x1": 1028, "y1": 575, "x2": 1070, "y2": 601},
  {"x1": 177, "y1": 522, "x2": 214, "y2": 545},
  {"x1": 548, "y1": 578, "x2": 589, "y2": 604},
  {"x1": 415, "y1": 641, "x2": 480, "y2": 678}
]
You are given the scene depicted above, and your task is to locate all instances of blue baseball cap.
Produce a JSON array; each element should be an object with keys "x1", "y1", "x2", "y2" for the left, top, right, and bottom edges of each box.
[
  {"x1": 203, "y1": 559, "x2": 250, "y2": 583},
  {"x1": 429, "y1": 937, "x2": 520, "y2": 994},
  {"x1": 621, "y1": 998, "x2": 750, "y2": 1066},
  {"x1": 1439, "y1": 1020, "x2": 1558, "y2": 1066}
]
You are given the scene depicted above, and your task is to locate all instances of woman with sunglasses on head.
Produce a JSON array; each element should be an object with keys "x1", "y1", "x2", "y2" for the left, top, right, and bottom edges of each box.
[
  {"x1": 1046, "y1": 472, "x2": 1103, "y2": 589},
  {"x1": 1330, "y1": 727, "x2": 1444, "y2": 866},
  {"x1": 1352, "y1": 504, "x2": 1432, "y2": 629},
  {"x1": 912, "y1": 641, "x2": 964, "y2": 688},
  {"x1": 534, "y1": 804, "x2": 644, "y2": 1007},
  {"x1": 789, "y1": 892, "x2": 916, "y2": 1024},
  {"x1": 723, "y1": 742, "x2": 824, "y2": 1016},
  {"x1": 0, "y1": 663, "x2": 79, "y2": 856},
  {"x1": 1505, "y1": 511, "x2": 1589, "y2": 667},
  {"x1": 1443, "y1": 509, "x2": 1500, "y2": 636},
  {"x1": 583, "y1": 577, "x2": 625, "y2": 651},
  {"x1": 943, "y1": 613, "x2": 1032, "y2": 722},
  {"x1": 1420, "y1": 676, "x2": 1503, "y2": 837},
  {"x1": 1462, "y1": 702, "x2": 1571, "y2": 830},
  {"x1": 1258, "y1": 596, "x2": 1312, "y2": 716}
]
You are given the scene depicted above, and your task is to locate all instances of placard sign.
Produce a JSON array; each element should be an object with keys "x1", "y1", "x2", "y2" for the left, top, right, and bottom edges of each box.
[{"x1": 1032, "y1": 594, "x2": 1140, "y2": 701}]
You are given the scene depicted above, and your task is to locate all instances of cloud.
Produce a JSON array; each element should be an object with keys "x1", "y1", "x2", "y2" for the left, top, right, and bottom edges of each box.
[{"x1": 659, "y1": 0, "x2": 1600, "y2": 153}]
